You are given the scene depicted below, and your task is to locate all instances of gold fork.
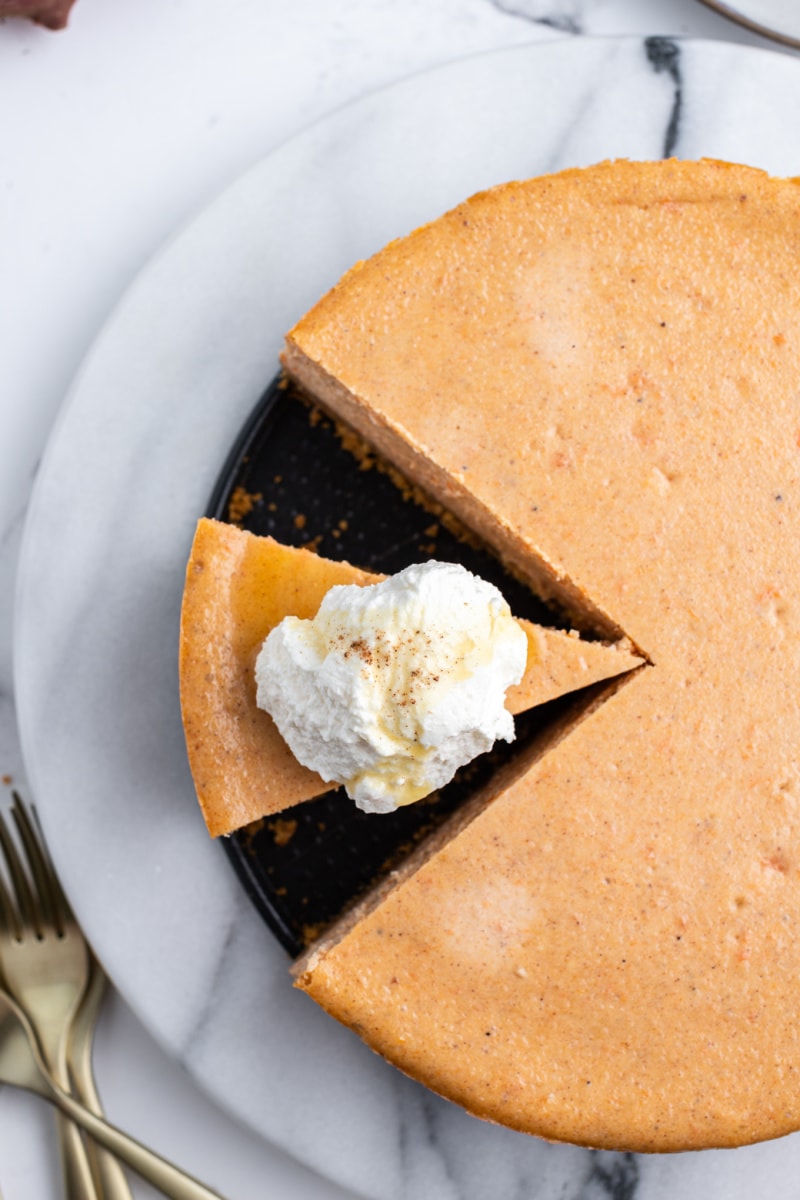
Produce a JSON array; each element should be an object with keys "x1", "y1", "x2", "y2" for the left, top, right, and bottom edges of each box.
[
  {"x1": 12, "y1": 791, "x2": 133, "y2": 1197},
  {"x1": 0, "y1": 988, "x2": 228, "y2": 1199},
  {"x1": 0, "y1": 794, "x2": 98, "y2": 1199},
  {"x1": 68, "y1": 953, "x2": 133, "y2": 1199}
]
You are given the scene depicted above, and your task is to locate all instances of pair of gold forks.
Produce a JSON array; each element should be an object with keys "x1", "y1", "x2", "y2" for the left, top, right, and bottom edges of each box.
[{"x1": 0, "y1": 794, "x2": 226, "y2": 1200}]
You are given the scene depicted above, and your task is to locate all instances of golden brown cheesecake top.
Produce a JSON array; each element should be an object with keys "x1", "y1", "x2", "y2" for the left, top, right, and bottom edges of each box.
[{"x1": 285, "y1": 159, "x2": 800, "y2": 1150}]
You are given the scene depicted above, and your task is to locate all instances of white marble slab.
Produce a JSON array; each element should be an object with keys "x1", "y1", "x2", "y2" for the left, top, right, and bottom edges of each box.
[{"x1": 11, "y1": 30, "x2": 800, "y2": 1200}]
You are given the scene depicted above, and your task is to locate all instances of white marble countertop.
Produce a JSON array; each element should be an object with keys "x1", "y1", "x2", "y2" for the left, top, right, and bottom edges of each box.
[{"x1": 1, "y1": 2, "x2": 797, "y2": 1198}]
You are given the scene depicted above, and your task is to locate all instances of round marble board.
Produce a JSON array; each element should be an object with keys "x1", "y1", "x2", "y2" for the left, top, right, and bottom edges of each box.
[{"x1": 15, "y1": 37, "x2": 800, "y2": 1200}]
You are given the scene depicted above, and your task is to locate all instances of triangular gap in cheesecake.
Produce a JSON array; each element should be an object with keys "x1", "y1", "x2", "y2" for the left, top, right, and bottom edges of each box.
[
  {"x1": 292, "y1": 663, "x2": 645, "y2": 972},
  {"x1": 280, "y1": 350, "x2": 650, "y2": 661}
]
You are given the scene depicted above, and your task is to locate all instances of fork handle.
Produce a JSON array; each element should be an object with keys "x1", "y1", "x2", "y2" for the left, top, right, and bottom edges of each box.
[
  {"x1": 58, "y1": 1112, "x2": 100, "y2": 1200},
  {"x1": 51, "y1": 1083, "x2": 228, "y2": 1200},
  {"x1": 39, "y1": 1033, "x2": 102, "y2": 1200},
  {"x1": 69, "y1": 1019, "x2": 133, "y2": 1200},
  {"x1": 78, "y1": 1100, "x2": 134, "y2": 1200}
]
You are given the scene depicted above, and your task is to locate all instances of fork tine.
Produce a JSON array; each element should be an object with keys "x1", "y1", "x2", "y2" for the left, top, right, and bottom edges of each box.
[
  {"x1": 30, "y1": 799, "x2": 76, "y2": 932},
  {"x1": 11, "y1": 792, "x2": 64, "y2": 936},
  {"x1": 0, "y1": 866, "x2": 21, "y2": 942},
  {"x1": 0, "y1": 807, "x2": 41, "y2": 936}
]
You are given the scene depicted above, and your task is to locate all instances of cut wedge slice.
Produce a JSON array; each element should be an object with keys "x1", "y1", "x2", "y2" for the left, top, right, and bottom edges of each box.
[{"x1": 180, "y1": 517, "x2": 642, "y2": 836}]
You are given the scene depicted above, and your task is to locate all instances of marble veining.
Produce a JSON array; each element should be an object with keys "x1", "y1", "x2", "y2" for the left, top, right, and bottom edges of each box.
[
  {"x1": 173, "y1": 901, "x2": 244, "y2": 1067},
  {"x1": 486, "y1": 0, "x2": 584, "y2": 35},
  {"x1": 12, "y1": 31, "x2": 800, "y2": 1200},
  {"x1": 645, "y1": 37, "x2": 684, "y2": 157},
  {"x1": 582, "y1": 1152, "x2": 641, "y2": 1200}
]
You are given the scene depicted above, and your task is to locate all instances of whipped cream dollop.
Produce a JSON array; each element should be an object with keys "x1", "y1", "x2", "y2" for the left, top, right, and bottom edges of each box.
[{"x1": 255, "y1": 561, "x2": 527, "y2": 814}]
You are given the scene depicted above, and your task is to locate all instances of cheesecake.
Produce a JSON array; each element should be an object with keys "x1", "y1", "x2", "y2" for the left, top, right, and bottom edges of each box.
[
  {"x1": 282, "y1": 159, "x2": 800, "y2": 1150},
  {"x1": 180, "y1": 517, "x2": 641, "y2": 836}
]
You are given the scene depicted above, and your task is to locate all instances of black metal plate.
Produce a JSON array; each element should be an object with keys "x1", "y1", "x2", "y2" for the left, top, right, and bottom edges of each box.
[{"x1": 209, "y1": 375, "x2": 572, "y2": 958}]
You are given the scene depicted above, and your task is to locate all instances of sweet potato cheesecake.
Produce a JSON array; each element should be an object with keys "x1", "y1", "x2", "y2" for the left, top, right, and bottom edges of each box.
[
  {"x1": 278, "y1": 159, "x2": 800, "y2": 1151},
  {"x1": 180, "y1": 518, "x2": 640, "y2": 836}
]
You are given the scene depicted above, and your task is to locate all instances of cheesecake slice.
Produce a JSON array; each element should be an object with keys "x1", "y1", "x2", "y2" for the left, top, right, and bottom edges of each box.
[
  {"x1": 180, "y1": 517, "x2": 641, "y2": 836},
  {"x1": 282, "y1": 159, "x2": 800, "y2": 1150}
]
